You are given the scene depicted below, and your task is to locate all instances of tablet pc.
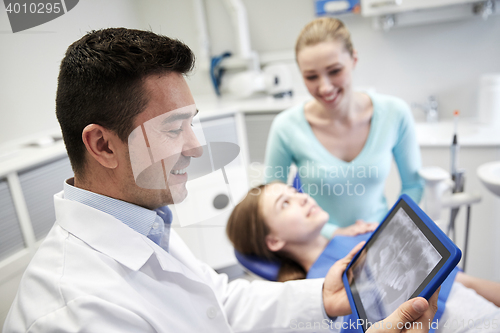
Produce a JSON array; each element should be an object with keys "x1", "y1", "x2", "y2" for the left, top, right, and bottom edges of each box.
[{"x1": 342, "y1": 194, "x2": 461, "y2": 332}]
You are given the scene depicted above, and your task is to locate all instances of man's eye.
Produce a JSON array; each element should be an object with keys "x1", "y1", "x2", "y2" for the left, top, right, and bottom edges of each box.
[{"x1": 168, "y1": 128, "x2": 183, "y2": 136}]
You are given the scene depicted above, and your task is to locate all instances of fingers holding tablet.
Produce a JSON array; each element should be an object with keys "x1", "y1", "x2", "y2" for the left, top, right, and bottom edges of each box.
[
  {"x1": 333, "y1": 220, "x2": 378, "y2": 237},
  {"x1": 366, "y1": 288, "x2": 440, "y2": 333},
  {"x1": 323, "y1": 241, "x2": 366, "y2": 317},
  {"x1": 342, "y1": 195, "x2": 461, "y2": 332}
]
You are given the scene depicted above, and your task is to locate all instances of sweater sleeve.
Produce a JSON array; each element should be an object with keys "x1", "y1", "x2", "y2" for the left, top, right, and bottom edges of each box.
[
  {"x1": 264, "y1": 114, "x2": 293, "y2": 184},
  {"x1": 392, "y1": 101, "x2": 424, "y2": 203},
  {"x1": 320, "y1": 223, "x2": 339, "y2": 240}
]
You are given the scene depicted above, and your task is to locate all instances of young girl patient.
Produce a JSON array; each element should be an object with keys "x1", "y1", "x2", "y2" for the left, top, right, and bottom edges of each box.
[{"x1": 227, "y1": 183, "x2": 500, "y2": 333}]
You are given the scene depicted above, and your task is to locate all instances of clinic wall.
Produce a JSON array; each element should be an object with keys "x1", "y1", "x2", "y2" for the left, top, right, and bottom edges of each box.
[
  {"x1": 0, "y1": 0, "x2": 143, "y2": 146},
  {"x1": 136, "y1": 0, "x2": 500, "y2": 120},
  {"x1": 200, "y1": 0, "x2": 500, "y2": 121},
  {"x1": 134, "y1": 0, "x2": 214, "y2": 96},
  {"x1": 2, "y1": 1, "x2": 499, "y2": 146}
]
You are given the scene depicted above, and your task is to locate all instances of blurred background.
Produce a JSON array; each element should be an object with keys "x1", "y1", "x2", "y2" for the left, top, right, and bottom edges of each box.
[{"x1": 1, "y1": 1, "x2": 500, "y2": 329}]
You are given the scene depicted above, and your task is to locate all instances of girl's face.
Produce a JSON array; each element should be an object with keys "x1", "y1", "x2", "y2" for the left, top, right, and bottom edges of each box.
[
  {"x1": 260, "y1": 183, "x2": 329, "y2": 252},
  {"x1": 297, "y1": 40, "x2": 357, "y2": 111}
]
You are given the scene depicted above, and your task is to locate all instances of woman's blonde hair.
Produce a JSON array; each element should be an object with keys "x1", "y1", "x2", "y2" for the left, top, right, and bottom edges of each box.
[
  {"x1": 295, "y1": 17, "x2": 354, "y2": 58},
  {"x1": 226, "y1": 184, "x2": 306, "y2": 282}
]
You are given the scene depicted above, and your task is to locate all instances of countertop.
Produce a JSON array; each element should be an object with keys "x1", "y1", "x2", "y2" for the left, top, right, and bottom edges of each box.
[
  {"x1": 1, "y1": 96, "x2": 499, "y2": 177},
  {"x1": 415, "y1": 120, "x2": 500, "y2": 147},
  {"x1": 194, "y1": 94, "x2": 311, "y2": 117},
  {"x1": 194, "y1": 94, "x2": 500, "y2": 147}
]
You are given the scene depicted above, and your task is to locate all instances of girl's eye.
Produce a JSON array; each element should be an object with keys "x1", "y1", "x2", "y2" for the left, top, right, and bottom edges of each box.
[
  {"x1": 282, "y1": 201, "x2": 289, "y2": 209},
  {"x1": 329, "y1": 69, "x2": 341, "y2": 75},
  {"x1": 305, "y1": 75, "x2": 317, "y2": 81}
]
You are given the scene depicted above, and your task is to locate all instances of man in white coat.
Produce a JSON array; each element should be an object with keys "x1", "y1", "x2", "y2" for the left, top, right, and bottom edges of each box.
[{"x1": 4, "y1": 28, "x2": 437, "y2": 333}]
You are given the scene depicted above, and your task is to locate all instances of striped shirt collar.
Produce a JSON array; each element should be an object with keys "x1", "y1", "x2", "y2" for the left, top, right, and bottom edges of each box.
[{"x1": 63, "y1": 178, "x2": 159, "y2": 237}]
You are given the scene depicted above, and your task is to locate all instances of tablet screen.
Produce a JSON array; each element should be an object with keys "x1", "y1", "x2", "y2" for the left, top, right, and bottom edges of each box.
[{"x1": 348, "y1": 200, "x2": 450, "y2": 331}]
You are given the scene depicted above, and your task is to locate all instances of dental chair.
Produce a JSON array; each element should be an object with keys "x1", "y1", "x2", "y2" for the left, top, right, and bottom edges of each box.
[{"x1": 234, "y1": 251, "x2": 280, "y2": 281}]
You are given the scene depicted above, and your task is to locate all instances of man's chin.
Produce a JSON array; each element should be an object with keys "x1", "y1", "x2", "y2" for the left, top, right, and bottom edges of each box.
[{"x1": 170, "y1": 183, "x2": 188, "y2": 204}]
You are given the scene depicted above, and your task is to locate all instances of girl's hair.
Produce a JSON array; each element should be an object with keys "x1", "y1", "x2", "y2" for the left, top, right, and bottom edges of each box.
[
  {"x1": 226, "y1": 184, "x2": 306, "y2": 282},
  {"x1": 295, "y1": 17, "x2": 354, "y2": 58}
]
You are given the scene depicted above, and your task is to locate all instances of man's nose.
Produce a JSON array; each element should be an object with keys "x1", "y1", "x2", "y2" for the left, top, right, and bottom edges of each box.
[{"x1": 182, "y1": 128, "x2": 203, "y2": 158}]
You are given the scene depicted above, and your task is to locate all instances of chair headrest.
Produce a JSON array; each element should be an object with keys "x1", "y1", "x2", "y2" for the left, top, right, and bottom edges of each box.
[{"x1": 234, "y1": 250, "x2": 281, "y2": 281}]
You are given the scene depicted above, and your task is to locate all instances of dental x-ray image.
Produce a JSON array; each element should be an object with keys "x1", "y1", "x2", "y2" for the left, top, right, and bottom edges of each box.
[{"x1": 352, "y1": 207, "x2": 442, "y2": 324}]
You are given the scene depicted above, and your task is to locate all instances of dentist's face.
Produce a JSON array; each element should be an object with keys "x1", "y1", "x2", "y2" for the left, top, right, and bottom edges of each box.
[
  {"x1": 124, "y1": 72, "x2": 203, "y2": 209},
  {"x1": 297, "y1": 40, "x2": 357, "y2": 111}
]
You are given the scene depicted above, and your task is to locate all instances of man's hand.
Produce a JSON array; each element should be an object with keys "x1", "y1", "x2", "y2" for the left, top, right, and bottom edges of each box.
[
  {"x1": 323, "y1": 241, "x2": 365, "y2": 317},
  {"x1": 366, "y1": 288, "x2": 440, "y2": 333},
  {"x1": 332, "y1": 220, "x2": 378, "y2": 237}
]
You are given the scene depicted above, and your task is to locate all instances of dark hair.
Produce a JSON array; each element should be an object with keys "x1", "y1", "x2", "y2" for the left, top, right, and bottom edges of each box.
[
  {"x1": 56, "y1": 28, "x2": 195, "y2": 176},
  {"x1": 227, "y1": 184, "x2": 306, "y2": 282}
]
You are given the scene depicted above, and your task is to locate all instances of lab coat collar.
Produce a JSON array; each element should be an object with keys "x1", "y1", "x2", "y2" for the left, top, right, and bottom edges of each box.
[
  {"x1": 53, "y1": 191, "x2": 205, "y2": 284},
  {"x1": 54, "y1": 191, "x2": 154, "y2": 271}
]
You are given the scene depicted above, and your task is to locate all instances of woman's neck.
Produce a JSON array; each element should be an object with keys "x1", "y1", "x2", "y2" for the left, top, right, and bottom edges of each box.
[
  {"x1": 307, "y1": 90, "x2": 366, "y2": 124},
  {"x1": 286, "y1": 235, "x2": 330, "y2": 272}
]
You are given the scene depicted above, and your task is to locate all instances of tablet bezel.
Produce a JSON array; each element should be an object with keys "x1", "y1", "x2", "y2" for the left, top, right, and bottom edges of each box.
[{"x1": 342, "y1": 194, "x2": 462, "y2": 332}]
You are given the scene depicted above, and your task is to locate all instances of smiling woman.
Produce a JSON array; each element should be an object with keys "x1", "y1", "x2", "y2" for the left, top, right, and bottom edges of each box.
[{"x1": 264, "y1": 18, "x2": 424, "y2": 239}]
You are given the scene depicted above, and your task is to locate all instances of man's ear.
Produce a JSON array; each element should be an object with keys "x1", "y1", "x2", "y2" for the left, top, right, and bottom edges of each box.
[
  {"x1": 265, "y1": 234, "x2": 286, "y2": 252},
  {"x1": 82, "y1": 124, "x2": 119, "y2": 169}
]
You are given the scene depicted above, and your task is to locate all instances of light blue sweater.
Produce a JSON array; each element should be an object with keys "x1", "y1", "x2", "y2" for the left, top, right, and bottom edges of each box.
[{"x1": 264, "y1": 92, "x2": 423, "y2": 238}]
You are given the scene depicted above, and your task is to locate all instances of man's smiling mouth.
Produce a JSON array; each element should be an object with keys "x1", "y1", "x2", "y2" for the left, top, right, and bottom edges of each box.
[{"x1": 170, "y1": 168, "x2": 187, "y2": 175}]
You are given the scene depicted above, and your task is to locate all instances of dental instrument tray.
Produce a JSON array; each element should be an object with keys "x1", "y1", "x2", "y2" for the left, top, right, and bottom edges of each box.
[{"x1": 343, "y1": 194, "x2": 461, "y2": 332}]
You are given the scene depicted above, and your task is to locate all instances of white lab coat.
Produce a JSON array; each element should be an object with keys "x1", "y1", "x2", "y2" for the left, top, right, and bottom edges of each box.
[{"x1": 4, "y1": 192, "x2": 330, "y2": 333}]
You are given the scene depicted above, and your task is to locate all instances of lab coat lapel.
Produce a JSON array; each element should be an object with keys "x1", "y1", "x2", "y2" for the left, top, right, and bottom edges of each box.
[
  {"x1": 163, "y1": 230, "x2": 209, "y2": 279},
  {"x1": 54, "y1": 192, "x2": 153, "y2": 271},
  {"x1": 149, "y1": 235, "x2": 207, "y2": 285},
  {"x1": 54, "y1": 192, "x2": 206, "y2": 284}
]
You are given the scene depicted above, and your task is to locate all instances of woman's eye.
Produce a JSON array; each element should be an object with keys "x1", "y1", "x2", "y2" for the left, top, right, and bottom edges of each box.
[
  {"x1": 305, "y1": 75, "x2": 317, "y2": 81},
  {"x1": 329, "y1": 69, "x2": 341, "y2": 76}
]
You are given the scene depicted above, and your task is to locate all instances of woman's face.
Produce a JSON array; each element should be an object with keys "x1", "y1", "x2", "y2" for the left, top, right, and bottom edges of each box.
[
  {"x1": 260, "y1": 183, "x2": 329, "y2": 251},
  {"x1": 297, "y1": 40, "x2": 357, "y2": 111}
]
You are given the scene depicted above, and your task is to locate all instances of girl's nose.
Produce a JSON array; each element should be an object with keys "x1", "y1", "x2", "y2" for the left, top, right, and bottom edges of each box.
[
  {"x1": 319, "y1": 75, "x2": 334, "y2": 95},
  {"x1": 297, "y1": 192, "x2": 308, "y2": 206}
]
